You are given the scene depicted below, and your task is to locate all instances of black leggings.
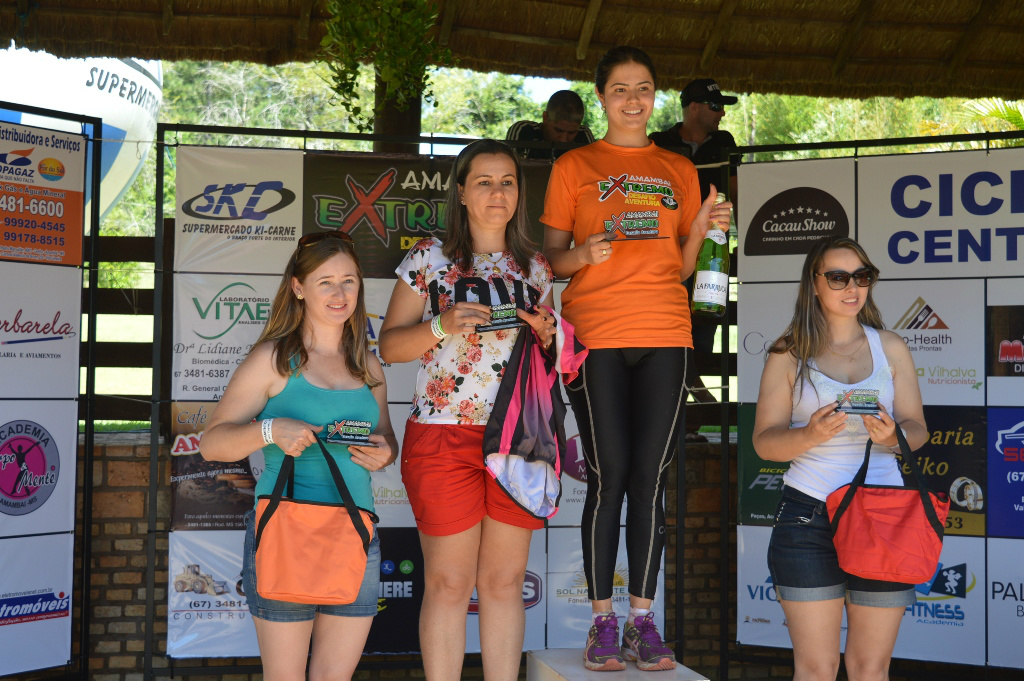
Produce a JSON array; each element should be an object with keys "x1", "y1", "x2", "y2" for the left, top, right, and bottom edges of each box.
[{"x1": 565, "y1": 347, "x2": 688, "y2": 601}]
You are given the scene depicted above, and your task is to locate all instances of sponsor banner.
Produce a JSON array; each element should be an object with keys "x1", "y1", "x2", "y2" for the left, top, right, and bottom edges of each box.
[
  {"x1": 737, "y1": 158, "x2": 855, "y2": 282},
  {"x1": 875, "y1": 279, "x2": 985, "y2": 406},
  {"x1": 737, "y1": 404, "x2": 788, "y2": 526},
  {"x1": 166, "y1": 530, "x2": 258, "y2": 658},
  {"x1": 0, "y1": 533, "x2": 73, "y2": 675},
  {"x1": 0, "y1": 400, "x2": 77, "y2": 537},
  {"x1": 366, "y1": 526, "x2": 424, "y2": 653},
  {"x1": 987, "y1": 408, "x2": 1024, "y2": 538},
  {"x1": 987, "y1": 538, "x2": 1024, "y2": 668},
  {"x1": 0, "y1": 121, "x2": 85, "y2": 266},
  {"x1": 546, "y1": 526, "x2": 663, "y2": 648},
  {"x1": 736, "y1": 282, "x2": 797, "y2": 403},
  {"x1": 364, "y1": 277, "x2": 418, "y2": 404},
  {"x1": 986, "y1": 278, "x2": 1024, "y2": 406},
  {"x1": 893, "y1": 536, "x2": 986, "y2": 665},
  {"x1": 302, "y1": 152, "x2": 551, "y2": 279},
  {"x1": 465, "y1": 530, "x2": 546, "y2": 653},
  {"x1": 169, "y1": 402, "x2": 258, "y2": 531},
  {"x1": 908, "y1": 406, "x2": 987, "y2": 537},
  {"x1": 736, "y1": 525, "x2": 791, "y2": 648},
  {"x1": 373, "y1": 404, "x2": 415, "y2": 528},
  {"x1": 858, "y1": 148, "x2": 1024, "y2": 280},
  {"x1": 0, "y1": 261, "x2": 81, "y2": 399},
  {"x1": 175, "y1": 146, "x2": 303, "y2": 274},
  {"x1": 172, "y1": 272, "x2": 278, "y2": 401}
]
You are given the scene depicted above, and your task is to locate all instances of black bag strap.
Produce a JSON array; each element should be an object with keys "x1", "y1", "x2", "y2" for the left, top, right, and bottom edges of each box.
[
  {"x1": 254, "y1": 432, "x2": 372, "y2": 554},
  {"x1": 829, "y1": 426, "x2": 944, "y2": 539}
]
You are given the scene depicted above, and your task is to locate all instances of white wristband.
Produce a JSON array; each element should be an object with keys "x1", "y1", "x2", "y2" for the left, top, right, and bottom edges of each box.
[
  {"x1": 430, "y1": 315, "x2": 447, "y2": 340},
  {"x1": 261, "y1": 418, "x2": 274, "y2": 445}
]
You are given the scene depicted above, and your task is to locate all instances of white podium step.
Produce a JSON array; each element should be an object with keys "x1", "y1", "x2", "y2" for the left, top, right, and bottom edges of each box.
[{"x1": 527, "y1": 648, "x2": 709, "y2": 681}]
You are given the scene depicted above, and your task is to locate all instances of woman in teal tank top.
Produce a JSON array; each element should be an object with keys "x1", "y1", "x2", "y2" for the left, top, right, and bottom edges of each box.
[{"x1": 201, "y1": 232, "x2": 398, "y2": 681}]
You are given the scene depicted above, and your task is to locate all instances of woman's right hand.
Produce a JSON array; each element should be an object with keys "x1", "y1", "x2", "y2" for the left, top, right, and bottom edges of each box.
[
  {"x1": 271, "y1": 419, "x2": 322, "y2": 457},
  {"x1": 576, "y1": 232, "x2": 614, "y2": 266},
  {"x1": 440, "y1": 301, "x2": 492, "y2": 334},
  {"x1": 804, "y1": 403, "x2": 849, "y2": 446}
]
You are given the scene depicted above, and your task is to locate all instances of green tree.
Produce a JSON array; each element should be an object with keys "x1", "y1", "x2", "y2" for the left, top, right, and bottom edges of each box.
[{"x1": 421, "y1": 68, "x2": 542, "y2": 138}]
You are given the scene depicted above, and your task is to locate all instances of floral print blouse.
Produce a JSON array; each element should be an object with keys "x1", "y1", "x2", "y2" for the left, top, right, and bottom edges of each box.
[{"x1": 396, "y1": 237, "x2": 553, "y2": 425}]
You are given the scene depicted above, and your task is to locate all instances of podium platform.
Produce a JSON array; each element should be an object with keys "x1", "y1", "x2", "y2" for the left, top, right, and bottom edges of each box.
[{"x1": 527, "y1": 649, "x2": 709, "y2": 681}]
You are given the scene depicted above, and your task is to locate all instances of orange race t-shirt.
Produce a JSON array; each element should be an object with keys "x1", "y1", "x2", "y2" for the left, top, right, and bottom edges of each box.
[{"x1": 540, "y1": 140, "x2": 701, "y2": 349}]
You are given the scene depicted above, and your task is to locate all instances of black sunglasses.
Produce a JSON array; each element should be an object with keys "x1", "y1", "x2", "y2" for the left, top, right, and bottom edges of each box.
[
  {"x1": 703, "y1": 102, "x2": 724, "y2": 112},
  {"x1": 298, "y1": 231, "x2": 354, "y2": 248},
  {"x1": 815, "y1": 267, "x2": 878, "y2": 290}
]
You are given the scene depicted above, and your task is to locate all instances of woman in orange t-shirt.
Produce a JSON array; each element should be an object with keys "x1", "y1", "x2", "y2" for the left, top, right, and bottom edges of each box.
[{"x1": 541, "y1": 46, "x2": 730, "y2": 672}]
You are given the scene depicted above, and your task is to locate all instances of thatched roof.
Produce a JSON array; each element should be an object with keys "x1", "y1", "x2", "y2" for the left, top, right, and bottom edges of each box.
[{"x1": 2, "y1": 0, "x2": 1022, "y2": 99}]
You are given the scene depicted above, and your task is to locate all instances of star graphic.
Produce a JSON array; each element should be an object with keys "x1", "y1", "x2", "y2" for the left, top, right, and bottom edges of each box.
[
  {"x1": 815, "y1": 209, "x2": 821, "y2": 215},
  {"x1": 789, "y1": 208, "x2": 796, "y2": 215},
  {"x1": 797, "y1": 206, "x2": 805, "y2": 213}
]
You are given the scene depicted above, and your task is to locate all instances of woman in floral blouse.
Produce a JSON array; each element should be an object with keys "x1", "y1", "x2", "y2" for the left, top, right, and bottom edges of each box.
[{"x1": 379, "y1": 139, "x2": 556, "y2": 681}]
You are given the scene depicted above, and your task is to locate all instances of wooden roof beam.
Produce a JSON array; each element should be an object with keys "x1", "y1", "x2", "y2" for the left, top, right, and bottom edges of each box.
[
  {"x1": 297, "y1": 0, "x2": 313, "y2": 40},
  {"x1": 576, "y1": 0, "x2": 602, "y2": 61},
  {"x1": 947, "y1": 0, "x2": 999, "y2": 76},
  {"x1": 699, "y1": 0, "x2": 739, "y2": 71},
  {"x1": 831, "y1": 0, "x2": 876, "y2": 78},
  {"x1": 162, "y1": 0, "x2": 173, "y2": 35},
  {"x1": 439, "y1": 0, "x2": 458, "y2": 46}
]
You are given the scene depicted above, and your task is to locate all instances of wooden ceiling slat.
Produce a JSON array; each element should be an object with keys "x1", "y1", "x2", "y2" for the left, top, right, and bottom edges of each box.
[
  {"x1": 440, "y1": 0, "x2": 458, "y2": 46},
  {"x1": 945, "y1": 0, "x2": 999, "y2": 77},
  {"x1": 831, "y1": 0, "x2": 876, "y2": 78},
  {"x1": 699, "y1": 0, "x2": 739, "y2": 72},
  {"x1": 576, "y1": 0, "x2": 603, "y2": 62}
]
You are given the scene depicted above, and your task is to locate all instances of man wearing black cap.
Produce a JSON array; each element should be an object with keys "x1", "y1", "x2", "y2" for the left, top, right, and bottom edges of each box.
[
  {"x1": 650, "y1": 79, "x2": 739, "y2": 427},
  {"x1": 649, "y1": 78, "x2": 738, "y2": 201}
]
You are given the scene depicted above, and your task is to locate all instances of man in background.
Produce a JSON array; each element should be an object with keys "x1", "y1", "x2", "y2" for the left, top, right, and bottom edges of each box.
[
  {"x1": 506, "y1": 90, "x2": 594, "y2": 159},
  {"x1": 651, "y1": 78, "x2": 740, "y2": 436},
  {"x1": 650, "y1": 78, "x2": 738, "y2": 201}
]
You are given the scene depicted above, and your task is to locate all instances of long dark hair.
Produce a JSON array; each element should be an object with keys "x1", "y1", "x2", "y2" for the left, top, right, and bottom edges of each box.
[
  {"x1": 256, "y1": 236, "x2": 380, "y2": 387},
  {"x1": 595, "y1": 46, "x2": 657, "y2": 94},
  {"x1": 441, "y1": 139, "x2": 535, "y2": 275},
  {"x1": 770, "y1": 236, "x2": 884, "y2": 391}
]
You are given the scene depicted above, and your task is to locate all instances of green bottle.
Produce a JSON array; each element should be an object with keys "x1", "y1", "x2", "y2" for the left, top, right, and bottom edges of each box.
[{"x1": 691, "y1": 194, "x2": 731, "y2": 318}]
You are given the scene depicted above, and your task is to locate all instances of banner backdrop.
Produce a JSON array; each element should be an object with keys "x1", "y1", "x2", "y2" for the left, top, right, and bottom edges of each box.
[
  {"x1": 0, "y1": 533, "x2": 74, "y2": 675},
  {"x1": 736, "y1": 150, "x2": 1024, "y2": 668},
  {"x1": 0, "y1": 120, "x2": 86, "y2": 266},
  {"x1": 167, "y1": 146, "x2": 625, "y2": 660},
  {"x1": 0, "y1": 260, "x2": 81, "y2": 399},
  {"x1": 0, "y1": 113, "x2": 84, "y2": 678},
  {"x1": 175, "y1": 146, "x2": 303, "y2": 274}
]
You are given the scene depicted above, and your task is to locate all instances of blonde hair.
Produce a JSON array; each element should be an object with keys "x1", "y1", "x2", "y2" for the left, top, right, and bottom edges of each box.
[
  {"x1": 769, "y1": 236, "x2": 883, "y2": 392},
  {"x1": 256, "y1": 236, "x2": 380, "y2": 387}
]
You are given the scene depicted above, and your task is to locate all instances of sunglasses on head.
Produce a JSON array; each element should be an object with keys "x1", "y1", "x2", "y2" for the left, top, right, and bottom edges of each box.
[
  {"x1": 815, "y1": 267, "x2": 878, "y2": 290},
  {"x1": 703, "y1": 101, "x2": 724, "y2": 112},
  {"x1": 297, "y1": 231, "x2": 354, "y2": 248}
]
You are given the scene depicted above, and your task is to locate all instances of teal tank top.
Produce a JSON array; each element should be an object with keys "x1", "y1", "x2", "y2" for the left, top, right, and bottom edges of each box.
[{"x1": 255, "y1": 372, "x2": 379, "y2": 511}]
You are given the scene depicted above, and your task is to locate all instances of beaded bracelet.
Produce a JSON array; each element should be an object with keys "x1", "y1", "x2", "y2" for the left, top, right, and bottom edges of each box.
[
  {"x1": 261, "y1": 418, "x2": 274, "y2": 445},
  {"x1": 430, "y1": 315, "x2": 446, "y2": 340}
]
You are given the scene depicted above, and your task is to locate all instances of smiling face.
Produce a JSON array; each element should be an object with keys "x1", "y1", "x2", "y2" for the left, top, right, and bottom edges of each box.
[
  {"x1": 597, "y1": 61, "x2": 655, "y2": 136},
  {"x1": 458, "y1": 152, "x2": 519, "y2": 241},
  {"x1": 292, "y1": 251, "x2": 361, "y2": 328},
  {"x1": 814, "y1": 247, "x2": 872, "y2": 320}
]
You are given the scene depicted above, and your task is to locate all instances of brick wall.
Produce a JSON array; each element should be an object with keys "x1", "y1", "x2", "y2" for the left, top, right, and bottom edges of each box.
[{"x1": 9, "y1": 435, "x2": 761, "y2": 681}]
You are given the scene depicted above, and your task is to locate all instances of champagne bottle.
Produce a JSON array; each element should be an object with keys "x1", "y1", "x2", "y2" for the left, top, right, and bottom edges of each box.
[{"x1": 691, "y1": 193, "x2": 731, "y2": 318}]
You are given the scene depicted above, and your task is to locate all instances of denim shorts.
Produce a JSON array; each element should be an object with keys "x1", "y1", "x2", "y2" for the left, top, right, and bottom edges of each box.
[
  {"x1": 241, "y1": 508, "x2": 381, "y2": 621},
  {"x1": 767, "y1": 486, "x2": 916, "y2": 607}
]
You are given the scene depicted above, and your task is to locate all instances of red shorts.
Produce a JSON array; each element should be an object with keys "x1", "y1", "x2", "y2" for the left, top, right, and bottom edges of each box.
[{"x1": 400, "y1": 420, "x2": 545, "y2": 536}]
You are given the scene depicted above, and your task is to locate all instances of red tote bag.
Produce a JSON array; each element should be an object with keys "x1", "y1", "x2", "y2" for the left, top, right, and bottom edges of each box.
[{"x1": 826, "y1": 427, "x2": 950, "y2": 584}]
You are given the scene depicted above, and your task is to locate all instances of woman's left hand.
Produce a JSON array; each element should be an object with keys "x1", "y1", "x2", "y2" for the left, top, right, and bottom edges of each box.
[
  {"x1": 517, "y1": 308, "x2": 557, "y2": 350},
  {"x1": 862, "y1": 404, "x2": 899, "y2": 448},
  {"x1": 349, "y1": 435, "x2": 393, "y2": 472}
]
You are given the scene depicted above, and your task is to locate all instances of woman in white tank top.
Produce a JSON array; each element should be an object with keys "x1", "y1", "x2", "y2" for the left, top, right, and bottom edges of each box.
[{"x1": 752, "y1": 236, "x2": 927, "y2": 681}]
